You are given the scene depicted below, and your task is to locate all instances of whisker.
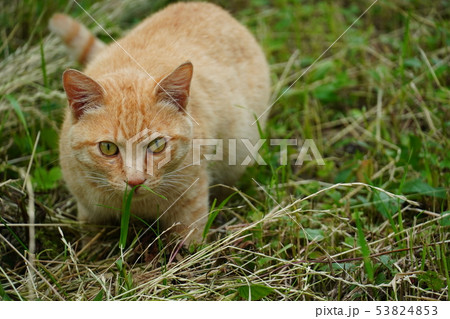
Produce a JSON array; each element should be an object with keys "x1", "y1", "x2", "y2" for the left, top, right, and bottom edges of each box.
[{"x1": 165, "y1": 161, "x2": 200, "y2": 175}]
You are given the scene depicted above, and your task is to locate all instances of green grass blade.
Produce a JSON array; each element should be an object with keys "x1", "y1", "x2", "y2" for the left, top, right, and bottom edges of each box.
[
  {"x1": 6, "y1": 94, "x2": 33, "y2": 149},
  {"x1": 93, "y1": 289, "x2": 104, "y2": 301},
  {"x1": 0, "y1": 283, "x2": 12, "y2": 301},
  {"x1": 0, "y1": 217, "x2": 28, "y2": 252},
  {"x1": 119, "y1": 185, "x2": 166, "y2": 249},
  {"x1": 203, "y1": 192, "x2": 237, "y2": 239},
  {"x1": 202, "y1": 198, "x2": 217, "y2": 239},
  {"x1": 119, "y1": 187, "x2": 133, "y2": 250},
  {"x1": 353, "y1": 211, "x2": 374, "y2": 282},
  {"x1": 140, "y1": 185, "x2": 167, "y2": 200}
]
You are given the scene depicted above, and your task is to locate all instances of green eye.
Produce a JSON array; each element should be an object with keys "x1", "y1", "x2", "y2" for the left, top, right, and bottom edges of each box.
[
  {"x1": 99, "y1": 141, "x2": 119, "y2": 156},
  {"x1": 148, "y1": 137, "x2": 166, "y2": 153}
]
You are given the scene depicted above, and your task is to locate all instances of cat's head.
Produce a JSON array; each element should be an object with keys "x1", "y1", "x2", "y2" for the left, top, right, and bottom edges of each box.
[{"x1": 62, "y1": 62, "x2": 194, "y2": 198}]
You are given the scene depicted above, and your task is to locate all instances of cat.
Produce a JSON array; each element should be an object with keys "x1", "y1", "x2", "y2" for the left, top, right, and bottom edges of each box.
[{"x1": 50, "y1": 2, "x2": 270, "y2": 245}]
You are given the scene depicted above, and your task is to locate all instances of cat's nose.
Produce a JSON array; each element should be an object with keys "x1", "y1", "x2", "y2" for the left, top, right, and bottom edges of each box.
[{"x1": 127, "y1": 178, "x2": 146, "y2": 187}]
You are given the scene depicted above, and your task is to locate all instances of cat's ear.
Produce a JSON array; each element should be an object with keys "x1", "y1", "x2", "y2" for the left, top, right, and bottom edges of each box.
[
  {"x1": 154, "y1": 61, "x2": 193, "y2": 111},
  {"x1": 63, "y1": 69, "x2": 104, "y2": 119}
]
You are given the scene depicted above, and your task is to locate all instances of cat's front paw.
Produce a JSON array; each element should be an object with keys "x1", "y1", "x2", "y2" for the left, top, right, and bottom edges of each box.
[{"x1": 171, "y1": 223, "x2": 204, "y2": 247}]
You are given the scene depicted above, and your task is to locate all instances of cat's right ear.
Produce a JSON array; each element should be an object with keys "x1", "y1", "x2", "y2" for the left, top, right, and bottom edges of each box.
[{"x1": 63, "y1": 69, "x2": 104, "y2": 120}]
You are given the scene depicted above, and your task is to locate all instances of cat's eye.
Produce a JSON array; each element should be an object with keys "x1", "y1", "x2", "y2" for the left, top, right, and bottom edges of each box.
[
  {"x1": 148, "y1": 137, "x2": 166, "y2": 153},
  {"x1": 99, "y1": 141, "x2": 119, "y2": 156}
]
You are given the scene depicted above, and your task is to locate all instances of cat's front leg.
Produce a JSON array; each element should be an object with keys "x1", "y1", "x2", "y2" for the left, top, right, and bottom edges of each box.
[
  {"x1": 76, "y1": 202, "x2": 100, "y2": 248},
  {"x1": 160, "y1": 175, "x2": 209, "y2": 246},
  {"x1": 76, "y1": 200, "x2": 115, "y2": 247}
]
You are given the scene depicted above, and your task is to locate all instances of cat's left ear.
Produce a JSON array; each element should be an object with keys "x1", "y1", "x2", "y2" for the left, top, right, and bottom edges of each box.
[
  {"x1": 63, "y1": 69, "x2": 105, "y2": 120},
  {"x1": 154, "y1": 61, "x2": 193, "y2": 111}
]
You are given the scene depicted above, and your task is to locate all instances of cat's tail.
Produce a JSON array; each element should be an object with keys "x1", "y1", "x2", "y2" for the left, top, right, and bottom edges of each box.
[{"x1": 49, "y1": 13, "x2": 106, "y2": 65}]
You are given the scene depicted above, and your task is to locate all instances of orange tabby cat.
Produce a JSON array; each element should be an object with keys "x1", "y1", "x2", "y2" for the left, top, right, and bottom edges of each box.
[{"x1": 51, "y1": 2, "x2": 270, "y2": 244}]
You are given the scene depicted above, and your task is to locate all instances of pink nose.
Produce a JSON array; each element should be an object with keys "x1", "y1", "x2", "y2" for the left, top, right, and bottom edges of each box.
[{"x1": 127, "y1": 179, "x2": 146, "y2": 187}]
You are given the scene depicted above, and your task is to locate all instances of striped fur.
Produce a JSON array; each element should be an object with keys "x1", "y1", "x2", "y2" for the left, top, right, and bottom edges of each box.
[{"x1": 49, "y1": 13, "x2": 106, "y2": 64}]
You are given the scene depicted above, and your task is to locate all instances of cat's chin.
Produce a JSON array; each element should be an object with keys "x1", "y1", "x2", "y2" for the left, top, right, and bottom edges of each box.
[{"x1": 126, "y1": 192, "x2": 148, "y2": 200}]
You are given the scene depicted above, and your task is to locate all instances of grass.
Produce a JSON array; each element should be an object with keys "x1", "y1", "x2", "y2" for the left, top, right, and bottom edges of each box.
[{"x1": 0, "y1": 0, "x2": 449, "y2": 301}]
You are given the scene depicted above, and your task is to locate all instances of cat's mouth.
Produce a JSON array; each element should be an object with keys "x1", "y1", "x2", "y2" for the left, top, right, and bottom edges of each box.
[
  {"x1": 123, "y1": 182, "x2": 161, "y2": 198},
  {"x1": 132, "y1": 185, "x2": 146, "y2": 196}
]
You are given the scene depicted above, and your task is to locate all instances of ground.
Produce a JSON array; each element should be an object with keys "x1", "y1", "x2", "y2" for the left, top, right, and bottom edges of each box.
[{"x1": 0, "y1": 0, "x2": 448, "y2": 300}]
